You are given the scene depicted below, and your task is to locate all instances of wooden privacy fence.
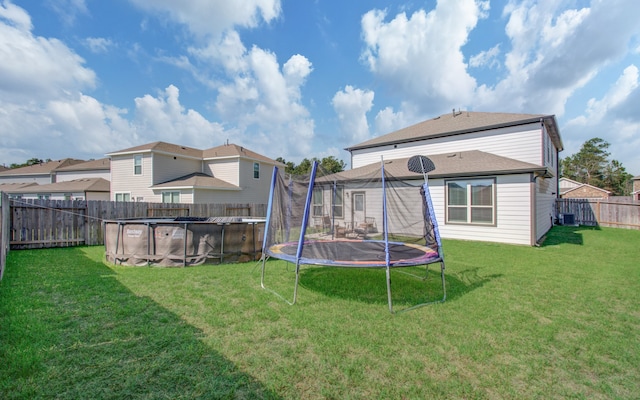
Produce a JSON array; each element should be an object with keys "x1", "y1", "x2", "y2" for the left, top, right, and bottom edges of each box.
[
  {"x1": 2, "y1": 197, "x2": 267, "y2": 251},
  {"x1": 1, "y1": 192, "x2": 10, "y2": 281},
  {"x1": 556, "y1": 198, "x2": 640, "y2": 229}
]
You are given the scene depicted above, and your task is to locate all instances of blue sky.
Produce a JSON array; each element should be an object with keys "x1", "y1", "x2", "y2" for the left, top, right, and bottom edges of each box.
[{"x1": 1, "y1": 0, "x2": 640, "y2": 174}]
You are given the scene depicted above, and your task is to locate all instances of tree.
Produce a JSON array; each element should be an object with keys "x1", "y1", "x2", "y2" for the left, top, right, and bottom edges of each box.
[
  {"x1": 9, "y1": 158, "x2": 51, "y2": 169},
  {"x1": 561, "y1": 138, "x2": 632, "y2": 195},
  {"x1": 276, "y1": 156, "x2": 346, "y2": 176}
]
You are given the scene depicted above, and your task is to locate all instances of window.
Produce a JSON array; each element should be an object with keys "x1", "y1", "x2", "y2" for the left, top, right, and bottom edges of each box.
[
  {"x1": 312, "y1": 186, "x2": 343, "y2": 218},
  {"x1": 162, "y1": 191, "x2": 180, "y2": 203},
  {"x1": 312, "y1": 188, "x2": 323, "y2": 216},
  {"x1": 253, "y1": 162, "x2": 260, "y2": 179},
  {"x1": 134, "y1": 154, "x2": 142, "y2": 175},
  {"x1": 446, "y1": 179, "x2": 495, "y2": 225},
  {"x1": 354, "y1": 193, "x2": 364, "y2": 212},
  {"x1": 333, "y1": 186, "x2": 344, "y2": 218},
  {"x1": 115, "y1": 193, "x2": 131, "y2": 202},
  {"x1": 38, "y1": 194, "x2": 50, "y2": 200}
]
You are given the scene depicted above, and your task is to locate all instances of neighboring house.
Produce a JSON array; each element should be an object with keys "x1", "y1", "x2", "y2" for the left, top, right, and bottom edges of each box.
[
  {"x1": 1, "y1": 178, "x2": 110, "y2": 201},
  {"x1": 107, "y1": 141, "x2": 283, "y2": 204},
  {"x1": 55, "y1": 158, "x2": 111, "y2": 182},
  {"x1": 0, "y1": 165, "x2": 9, "y2": 172},
  {"x1": 0, "y1": 182, "x2": 38, "y2": 198},
  {"x1": 559, "y1": 177, "x2": 611, "y2": 199},
  {"x1": 342, "y1": 111, "x2": 563, "y2": 246},
  {"x1": 0, "y1": 158, "x2": 86, "y2": 184},
  {"x1": 632, "y1": 175, "x2": 640, "y2": 201}
]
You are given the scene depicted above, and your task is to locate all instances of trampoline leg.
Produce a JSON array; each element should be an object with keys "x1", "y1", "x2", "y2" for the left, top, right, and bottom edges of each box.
[
  {"x1": 292, "y1": 262, "x2": 300, "y2": 305},
  {"x1": 439, "y1": 261, "x2": 447, "y2": 302},
  {"x1": 260, "y1": 257, "x2": 299, "y2": 306},
  {"x1": 386, "y1": 266, "x2": 394, "y2": 313}
]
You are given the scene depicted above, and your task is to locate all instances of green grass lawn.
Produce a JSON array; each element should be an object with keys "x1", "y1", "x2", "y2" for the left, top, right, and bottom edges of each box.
[{"x1": 1, "y1": 226, "x2": 639, "y2": 399}]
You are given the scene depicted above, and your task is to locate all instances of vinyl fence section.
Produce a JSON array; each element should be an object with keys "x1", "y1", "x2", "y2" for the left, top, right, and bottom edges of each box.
[
  {"x1": 7, "y1": 199, "x2": 267, "y2": 250},
  {"x1": 556, "y1": 198, "x2": 640, "y2": 230}
]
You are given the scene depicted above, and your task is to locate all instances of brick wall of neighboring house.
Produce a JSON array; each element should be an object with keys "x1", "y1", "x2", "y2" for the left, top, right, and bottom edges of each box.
[
  {"x1": 562, "y1": 185, "x2": 610, "y2": 199},
  {"x1": 633, "y1": 179, "x2": 640, "y2": 200}
]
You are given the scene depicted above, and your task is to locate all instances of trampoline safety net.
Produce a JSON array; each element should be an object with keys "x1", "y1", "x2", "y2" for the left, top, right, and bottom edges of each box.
[{"x1": 263, "y1": 159, "x2": 443, "y2": 267}]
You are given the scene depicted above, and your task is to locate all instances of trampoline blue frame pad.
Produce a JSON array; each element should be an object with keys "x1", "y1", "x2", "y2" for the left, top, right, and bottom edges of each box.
[{"x1": 267, "y1": 239, "x2": 440, "y2": 268}]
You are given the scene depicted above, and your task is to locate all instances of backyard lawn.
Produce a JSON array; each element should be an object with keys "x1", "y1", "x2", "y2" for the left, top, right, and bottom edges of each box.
[{"x1": 1, "y1": 226, "x2": 639, "y2": 399}]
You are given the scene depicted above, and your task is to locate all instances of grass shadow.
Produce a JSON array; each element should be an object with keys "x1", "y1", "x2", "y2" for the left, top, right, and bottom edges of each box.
[
  {"x1": 0, "y1": 247, "x2": 280, "y2": 399},
  {"x1": 298, "y1": 263, "x2": 498, "y2": 306},
  {"x1": 541, "y1": 225, "x2": 602, "y2": 247}
]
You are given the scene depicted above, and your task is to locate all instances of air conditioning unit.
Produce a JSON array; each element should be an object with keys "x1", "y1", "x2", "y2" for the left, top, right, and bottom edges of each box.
[{"x1": 559, "y1": 213, "x2": 576, "y2": 226}]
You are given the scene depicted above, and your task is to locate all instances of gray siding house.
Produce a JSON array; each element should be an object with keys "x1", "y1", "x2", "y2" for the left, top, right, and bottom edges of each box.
[{"x1": 342, "y1": 111, "x2": 563, "y2": 246}]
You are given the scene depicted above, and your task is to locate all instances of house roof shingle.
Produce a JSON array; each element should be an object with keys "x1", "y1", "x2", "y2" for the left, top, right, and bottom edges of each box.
[
  {"x1": 151, "y1": 172, "x2": 241, "y2": 191},
  {"x1": 2, "y1": 178, "x2": 110, "y2": 193},
  {"x1": 107, "y1": 141, "x2": 203, "y2": 159},
  {"x1": 0, "y1": 158, "x2": 86, "y2": 176},
  {"x1": 346, "y1": 111, "x2": 563, "y2": 152},
  {"x1": 55, "y1": 158, "x2": 110, "y2": 172},
  {"x1": 202, "y1": 143, "x2": 282, "y2": 165},
  {"x1": 0, "y1": 182, "x2": 39, "y2": 193},
  {"x1": 318, "y1": 150, "x2": 551, "y2": 182}
]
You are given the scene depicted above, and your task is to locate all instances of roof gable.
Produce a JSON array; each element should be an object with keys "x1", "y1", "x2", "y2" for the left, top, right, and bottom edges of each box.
[
  {"x1": 202, "y1": 143, "x2": 282, "y2": 165},
  {"x1": 107, "y1": 141, "x2": 203, "y2": 159}
]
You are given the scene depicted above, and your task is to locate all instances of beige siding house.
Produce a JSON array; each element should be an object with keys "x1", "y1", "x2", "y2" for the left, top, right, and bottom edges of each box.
[
  {"x1": 107, "y1": 141, "x2": 283, "y2": 204},
  {"x1": 1, "y1": 178, "x2": 110, "y2": 200},
  {"x1": 343, "y1": 111, "x2": 563, "y2": 246},
  {"x1": 0, "y1": 158, "x2": 86, "y2": 184},
  {"x1": 55, "y1": 158, "x2": 111, "y2": 182}
]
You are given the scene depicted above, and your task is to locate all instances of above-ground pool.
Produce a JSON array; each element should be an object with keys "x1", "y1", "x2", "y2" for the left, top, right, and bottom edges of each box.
[{"x1": 104, "y1": 216, "x2": 265, "y2": 267}]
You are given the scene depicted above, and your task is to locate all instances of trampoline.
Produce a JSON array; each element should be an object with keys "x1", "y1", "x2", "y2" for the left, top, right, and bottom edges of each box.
[
  {"x1": 260, "y1": 155, "x2": 446, "y2": 313},
  {"x1": 267, "y1": 240, "x2": 440, "y2": 267}
]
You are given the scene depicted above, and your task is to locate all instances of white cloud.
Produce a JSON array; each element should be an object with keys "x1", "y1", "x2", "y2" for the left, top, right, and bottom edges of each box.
[
  {"x1": 0, "y1": 3, "x2": 96, "y2": 101},
  {"x1": 332, "y1": 85, "x2": 374, "y2": 144},
  {"x1": 0, "y1": 1, "x2": 32, "y2": 31},
  {"x1": 128, "y1": 0, "x2": 281, "y2": 38},
  {"x1": 563, "y1": 65, "x2": 640, "y2": 173},
  {"x1": 374, "y1": 106, "x2": 408, "y2": 136},
  {"x1": 84, "y1": 37, "x2": 115, "y2": 54},
  {"x1": 127, "y1": 0, "x2": 314, "y2": 161},
  {"x1": 45, "y1": 0, "x2": 89, "y2": 26},
  {"x1": 469, "y1": 44, "x2": 501, "y2": 68},
  {"x1": 0, "y1": 2, "x2": 123, "y2": 164},
  {"x1": 134, "y1": 85, "x2": 224, "y2": 147},
  {"x1": 360, "y1": 0, "x2": 485, "y2": 116},
  {"x1": 477, "y1": 0, "x2": 640, "y2": 115}
]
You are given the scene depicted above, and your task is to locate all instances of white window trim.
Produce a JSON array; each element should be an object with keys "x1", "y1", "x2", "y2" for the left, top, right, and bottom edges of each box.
[
  {"x1": 253, "y1": 162, "x2": 260, "y2": 179},
  {"x1": 115, "y1": 192, "x2": 131, "y2": 202},
  {"x1": 162, "y1": 191, "x2": 180, "y2": 204},
  {"x1": 445, "y1": 178, "x2": 496, "y2": 226},
  {"x1": 312, "y1": 188, "x2": 323, "y2": 217},
  {"x1": 134, "y1": 154, "x2": 143, "y2": 175}
]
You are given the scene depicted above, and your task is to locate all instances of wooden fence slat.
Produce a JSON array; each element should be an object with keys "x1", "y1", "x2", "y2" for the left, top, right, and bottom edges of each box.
[
  {"x1": 556, "y1": 198, "x2": 640, "y2": 229},
  {"x1": 5, "y1": 199, "x2": 268, "y2": 250}
]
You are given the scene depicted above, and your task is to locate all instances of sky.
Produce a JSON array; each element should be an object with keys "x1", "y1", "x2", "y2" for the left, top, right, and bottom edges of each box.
[{"x1": 1, "y1": 0, "x2": 639, "y2": 174}]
